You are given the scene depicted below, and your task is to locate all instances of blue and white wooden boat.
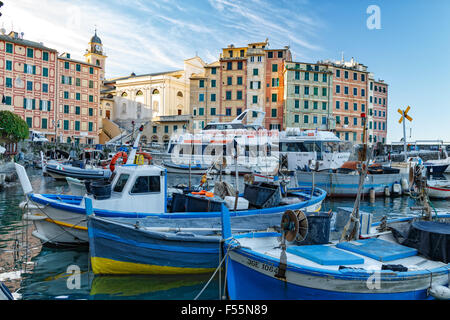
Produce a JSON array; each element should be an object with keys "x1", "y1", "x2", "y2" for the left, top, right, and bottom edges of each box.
[
  {"x1": 296, "y1": 170, "x2": 408, "y2": 197},
  {"x1": 86, "y1": 187, "x2": 325, "y2": 275},
  {"x1": 221, "y1": 206, "x2": 450, "y2": 300}
]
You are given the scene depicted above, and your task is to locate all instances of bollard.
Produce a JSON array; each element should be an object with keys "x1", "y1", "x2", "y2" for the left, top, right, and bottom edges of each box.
[
  {"x1": 370, "y1": 188, "x2": 375, "y2": 202},
  {"x1": 384, "y1": 186, "x2": 390, "y2": 197}
]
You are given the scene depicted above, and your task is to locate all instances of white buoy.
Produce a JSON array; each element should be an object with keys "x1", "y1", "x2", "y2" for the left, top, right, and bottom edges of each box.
[{"x1": 429, "y1": 285, "x2": 450, "y2": 300}]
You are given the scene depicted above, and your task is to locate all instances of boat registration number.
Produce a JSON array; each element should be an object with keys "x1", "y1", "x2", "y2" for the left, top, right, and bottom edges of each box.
[{"x1": 247, "y1": 258, "x2": 279, "y2": 274}]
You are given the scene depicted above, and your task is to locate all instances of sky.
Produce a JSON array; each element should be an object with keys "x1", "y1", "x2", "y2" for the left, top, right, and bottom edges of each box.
[{"x1": 1, "y1": 0, "x2": 450, "y2": 143}]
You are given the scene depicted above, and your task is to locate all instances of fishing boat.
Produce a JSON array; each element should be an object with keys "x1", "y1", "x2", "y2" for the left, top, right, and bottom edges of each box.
[
  {"x1": 279, "y1": 128, "x2": 352, "y2": 172},
  {"x1": 87, "y1": 181, "x2": 325, "y2": 275},
  {"x1": 221, "y1": 204, "x2": 450, "y2": 300},
  {"x1": 16, "y1": 152, "x2": 326, "y2": 247},
  {"x1": 296, "y1": 167, "x2": 408, "y2": 197}
]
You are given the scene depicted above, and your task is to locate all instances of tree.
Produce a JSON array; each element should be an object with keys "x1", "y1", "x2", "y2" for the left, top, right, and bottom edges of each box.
[{"x1": 0, "y1": 111, "x2": 29, "y2": 142}]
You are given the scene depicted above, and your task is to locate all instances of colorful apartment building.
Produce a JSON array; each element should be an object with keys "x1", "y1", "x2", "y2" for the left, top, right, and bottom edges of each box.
[
  {"x1": 265, "y1": 47, "x2": 291, "y2": 130},
  {"x1": 246, "y1": 41, "x2": 268, "y2": 123},
  {"x1": 372, "y1": 79, "x2": 388, "y2": 144},
  {"x1": 0, "y1": 31, "x2": 58, "y2": 140},
  {"x1": 319, "y1": 58, "x2": 369, "y2": 143},
  {"x1": 57, "y1": 52, "x2": 102, "y2": 144},
  {"x1": 219, "y1": 44, "x2": 247, "y2": 123},
  {"x1": 284, "y1": 61, "x2": 333, "y2": 130}
]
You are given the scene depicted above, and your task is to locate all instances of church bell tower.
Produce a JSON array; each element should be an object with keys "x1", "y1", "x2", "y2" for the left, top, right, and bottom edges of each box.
[{"x1": 84, "y1": 29, "x2": 107, "y2": 79}]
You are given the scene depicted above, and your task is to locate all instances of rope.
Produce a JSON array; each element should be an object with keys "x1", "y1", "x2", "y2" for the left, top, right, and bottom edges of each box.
[{"x1": 194, "y1": 238, "x2": 240, "y2": 300}]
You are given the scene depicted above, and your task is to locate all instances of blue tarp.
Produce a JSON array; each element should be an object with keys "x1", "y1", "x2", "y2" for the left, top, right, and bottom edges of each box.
[
  {"x1": 336, "y1": 238, "x2": 417, "y2": 262},
  {"x1": 287, "y1": 245, "x2": 364, "y2": 265}
]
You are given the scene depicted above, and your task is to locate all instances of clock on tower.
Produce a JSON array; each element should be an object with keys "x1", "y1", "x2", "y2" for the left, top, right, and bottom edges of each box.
[{"x1": 84, "y1": 29, "x2": 107, "y2": 79}]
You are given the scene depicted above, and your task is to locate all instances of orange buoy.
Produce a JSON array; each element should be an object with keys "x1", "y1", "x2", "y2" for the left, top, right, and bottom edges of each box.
[{"x1": 109, "y1": 151, "x2": 128, "y2": 172}]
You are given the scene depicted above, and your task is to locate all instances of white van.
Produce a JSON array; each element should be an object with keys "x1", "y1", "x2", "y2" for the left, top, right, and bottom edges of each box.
[{"x1": 29, "y1": 130, "x2": 49, "y2": 142}]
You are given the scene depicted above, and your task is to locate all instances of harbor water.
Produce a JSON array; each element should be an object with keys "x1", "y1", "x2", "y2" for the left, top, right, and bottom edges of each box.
[{"x1": 1, "y1": 167, "x2": 449, "y2": 300}]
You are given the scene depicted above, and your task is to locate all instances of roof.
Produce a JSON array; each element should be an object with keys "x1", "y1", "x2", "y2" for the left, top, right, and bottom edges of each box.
[
  {"x1": 0, "y1": 33, "x2": 57, "y2": 52},
  {"x1": 57, "y1": 55, "x2": 101, "y2": 68},
  {"x1": 111, "y1": 70, "x2": 184, "y2": 82},
  {"x1": 90, "y1": 30, "x2": 102, "y2": 44}
]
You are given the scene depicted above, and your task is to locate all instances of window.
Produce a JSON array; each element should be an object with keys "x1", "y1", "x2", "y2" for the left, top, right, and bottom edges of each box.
[
  {"x1": 336, "y1": 101, "x2": 340, "y2": 109},
  {"x1": 295, "y1": 71, "x2": 300, "y2": 80},
  {"x1": 211, "y1": 93, "x2": 216, "y2": 102},
  {"x1": 211, "y1": 80, "x2": 216, "y2": 88},
  {"x1": 294, "y1": 100, "x2": 299, "y2": 108},
  {"x1": 322, "y1": 102, "x2": 327, "y2": 110},
  {"x1": 226, "y1": 91, "x2": 232, "y2": 100},
  {"x1": 336, "y1": 85, "x2": 340, "y2": 94},
  {"x1": 89, "y1": 80, "x2": 94, "y2": 88},
  {"x1": 76, "y1": 92, "x2": 81, "y2": 100},
  {"x1": 6, "y1": 43, "x2": 13, "y2": 53},
  {"x1": 153, "y1": 126, "x2": 157, "y2": 133},
  {"x1": 89, "y1": 95, "x2": 94, "y2": 102},
  {"x1": 237, "y1": 61, "x2": 243, "y2": 70},
  {"x1": 336, "y1": 70, "x2": 340, "y2": 78},
  {"x1": 271, "y1": 108, "x2": 277, "y2": 118},
  {"x1": 353, "y1": 72, "x2": 357, "y2": 80},
  {"x1": 313, "y1": 116, "x2": 317, "y2": 124},
  {"x1": 27, "y1": 48, "x2": 34, "y2": 58},
  {"x1": 199, "y1": 108, "x2": 204, "y2": 116},
  {"x1": 322, "y1": 116, "x2": 327, "y2": 125},
  {"x1": 240, "y1": 49, "x2": 244, "y2": 57},
  {"x1": 304, "y1": 86, "x2": 309, "y2": 95},
  {"x1": 353, "y1": 118, "x2": 357, "y2": 126},
  {"x1": 89, "y1": 108, "x2": 93, "y2": 116},
  {"x1": 353, "y1": 103, "x2": 358, "y2": 111},
  {"x1": 75, "y1": 121, "x2": 80, "y2": 131},
  {"x1": 43, "y1": 67, "x2": 48, "y2": 77},
  {"x1": 76, "y1": 78, "x2": 80, "y2": 86},
  {"x1": 322, "y1": 88, "x2": 327, "y2": 96},
  {"x1": 344, "y1": 86, "x2": 349, "y2": 94},
  {"x1": 228, "y1": 50, "x2": 233, "y2": 57},
  {"x1": 313, "y1": 73, "x2": 318, "y2": 81},
  {"x1": 361, "y1": 104, "x2": 365, "y2": 112},
  {"x1": 131, "y1": 176, "x2": 161, "y2": 194},
  {"x1": 199, "y1": 94, "x2": 204, "y2": 102},
  {"x1": 226, "y1": 108, "x2": 232, "y2": 116},
  {"x1": 5, "y1": 77, "x2": 12, "y2": 88},
  {"x1": 271, "y1": 93, "x2": 277, "y2": 102},
  {"x1": 199, "y1": 79, "x2": 205, "y2": 88},
  {"x1": 322, "y1": 74, "x2": 327, "y2": 82},
  {"x1": 344, "y1": 102, "x2": 349, "y2": 110},
  {"x1": 63, "y1": 120, "x2": 69, "y2": 130},
  {"x1": 344, "y1": 117, "x2": 349, "y2": 125},
  {"x1": 361, "y1": 89, "x2": 365, "y2": 97},
  {"x1": 5, "y1": 60, "x2": 12, "y2": 70},
  {"x1": 211, "y1": 108, "x2": 216, "y2": 116},
  {"x1": 42, "y1": 83, "x2": 48, "y2": 93},
  {"x1": 304, "y1": 115, "x2": 309, "y2": 124},
  {"x1": 75, "y1": 106, "x2": 80, "y2": 115},
  {"x1": 76, "y1": 64, "x2": 81, "y2": 72},
  {"x1": 304, "y1": 101, "x2": 309, "y2": 109},
  {"x1": 26, "y1": 117, "x2": 32, "y2": 128},
  {"x1": 237, "y1": 108, "x2": 242, "y2": 115},
  {"x1": 313, "y1": 101, "x2": 318, "y2": 109},
  {"x1": 361, "y1": 74, "x2": 365, "y2": 82},
  {"x1": 294, "y1": 115, "x2": 299, "y2": 123},
  {"x1": 113, "y1": 174, "x2": 130, "y2": 193},
  {"x1": 336, "y1": 116, "x2": 340, "y2": 124},
  {"x1": 272, "y1": 64, "x2": 278, "y2": 72},
  {"x1": 268, "y1": 51, "x2": 273, "y2": 58},
  {"x1": 27, "y1": 81, "x2": 33, "y2": 91},
  {"x1": 353, "y1": 88, "x2": 357, "y2": 96},
  {"x1": 278, "y1": 51, "x2": 283, "y2": 58},
  {"x1": 4, "y1": 96, "x2": 11, "y2": 105},
  {"x1": 41, "y1": 118, "x2": 47, "y2": 129},
  {"x1": 272, "y1": 78, "x2": 279, "y2": 87},
  {"x1": 89, "y1": 67, "x2": 94, "y2": 74},
  {"x1": 227, "y1": 62, "x2": 232, "y2": 70},
  {"x1": 24, "y1": 64, "x2": 36, "y2": 74},
  {"x1": 88, "y1": 122, "x2": 93, "y2": 131},
  {"x1": 211, "y1": 67, "x2": 217, "y2": 75},
  {"x1": 64, "y1": 105, "x2": 70, "y2": 113},
  {"x1": 64, "y1": 61, "x2": 70, "y2": 69},
  {"x1": 43, "y1": 52, "x2": 49, "y2": 61},
  {"x1": 305, "y1": 72, "x2": 309, "y2": 81},
  {"x1": 237, "y1": 76, "x2": 242, "y2": 85},
  {"x1": 227, "y1": 77, "x2": 232, "y2": 85},
  {"x1": 252, "y1": 95, "x2": 257, "y2": 104},
  {"x1": 344, "y1": 71, "x2": 348, "y2": 79},
  {"x1": 253, "y1": 68, "x2": 258, "y2": 76}
]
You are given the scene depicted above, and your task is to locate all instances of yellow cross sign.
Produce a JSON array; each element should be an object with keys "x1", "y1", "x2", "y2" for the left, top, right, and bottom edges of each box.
[{"x1": 398, "y1": 106, "x2": 412, "y2": 123}]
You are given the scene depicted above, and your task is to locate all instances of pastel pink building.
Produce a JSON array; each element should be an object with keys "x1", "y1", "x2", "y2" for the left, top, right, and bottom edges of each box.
[{"x1": 372, "y1": 80, "x2": 388, "y2": 144}]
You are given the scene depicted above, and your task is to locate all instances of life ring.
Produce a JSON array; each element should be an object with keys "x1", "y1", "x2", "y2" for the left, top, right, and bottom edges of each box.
[
  {"x1": 136, "y1": 152, "x2": 152, "y2": 165},
  {"x1": 110, "y1": 151, "x2": 128, "y2": 172}
]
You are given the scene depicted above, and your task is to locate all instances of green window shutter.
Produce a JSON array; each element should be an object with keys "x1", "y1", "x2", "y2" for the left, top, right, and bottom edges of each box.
[
  {"x1": 39, "y1": 100, "x2": 42, "y2": 110},
  {"x1": 23, "y1": 63, "x2": 27, "y2": 73},
  {"x1": 33, "y1": 65, "x2": 36, "y2": 75},
  {"x1": 23, "y1": 98, "x2": 27, "y2": 109},
  {"x1": 32, "y1": 99, "x2": 35, "y2": 110}
]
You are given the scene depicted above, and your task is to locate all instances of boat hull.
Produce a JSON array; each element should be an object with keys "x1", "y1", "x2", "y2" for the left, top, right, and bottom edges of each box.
[
  {"x1": 24, "y1": 187, "x2": 325, "y2": 246},
  {"x1": 225, "y1": 248, "x2": 449, "y2": 300},
  {"x1": 45, "y1": 164, "x2": 110, "y2": 180},
  {"x1": 296, "y1": 171, "x2": 407, "y2": 197},
  {"x1": 427, "y1": 184, "x2": 450, "y2": 199}
]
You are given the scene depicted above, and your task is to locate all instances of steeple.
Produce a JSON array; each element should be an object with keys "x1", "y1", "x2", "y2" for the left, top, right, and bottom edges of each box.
[{"x1": 84, "y1": 28, "x2": 107, "y2": 79}]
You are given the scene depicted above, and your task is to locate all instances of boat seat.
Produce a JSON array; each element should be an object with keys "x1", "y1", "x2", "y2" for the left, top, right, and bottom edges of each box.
[
  {"x1": 286, "y1": 245, "x2": 365, "y2": 266},
  {"x1": 336, "y1": 238, "x2": 417, "y2": 262}
]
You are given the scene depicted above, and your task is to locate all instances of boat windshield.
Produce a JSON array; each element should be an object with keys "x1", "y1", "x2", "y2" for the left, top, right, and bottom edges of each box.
[{"x1": 113, "y1": 174, "x2": 130, "y2": 193}]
